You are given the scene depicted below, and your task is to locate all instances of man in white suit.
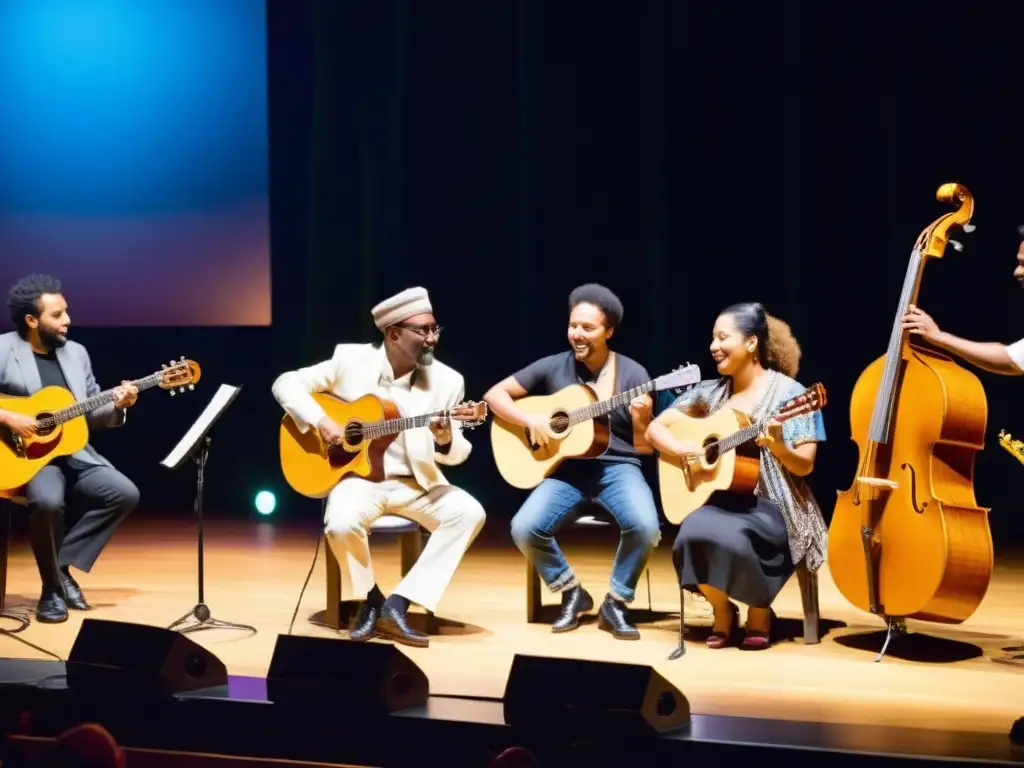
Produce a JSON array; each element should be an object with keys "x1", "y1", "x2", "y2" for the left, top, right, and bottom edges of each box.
[{"x1": 271, "y1": 287, "x2": 486, "y2": 647}]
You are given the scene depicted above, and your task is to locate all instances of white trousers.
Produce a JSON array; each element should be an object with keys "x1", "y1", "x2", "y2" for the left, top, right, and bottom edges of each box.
[{"x1": 324, "y1": 477, "x2": 486, "y2": 613}]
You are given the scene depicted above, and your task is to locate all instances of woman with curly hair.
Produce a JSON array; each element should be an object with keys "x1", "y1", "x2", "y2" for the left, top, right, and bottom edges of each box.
[{"x1": 645, "y1": 302, "x2": 828, "y2": 650}]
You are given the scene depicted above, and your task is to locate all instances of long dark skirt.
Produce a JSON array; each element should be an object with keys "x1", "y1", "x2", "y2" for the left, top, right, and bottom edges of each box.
[{"x1": 672, "y1": 491, "x2": 794, "y2": 608}]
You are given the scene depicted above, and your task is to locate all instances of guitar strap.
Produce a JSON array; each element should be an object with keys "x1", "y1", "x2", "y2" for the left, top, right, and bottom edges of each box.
[
  {"x1": 589, "y1": 352, "x2": 617, "y2": 401},
  {"x1": 719, "y1": 369, "x2": 779, "y2": 426},
  {"x1": 751, "y1": 370, "x2": 781, "y2": 428}
]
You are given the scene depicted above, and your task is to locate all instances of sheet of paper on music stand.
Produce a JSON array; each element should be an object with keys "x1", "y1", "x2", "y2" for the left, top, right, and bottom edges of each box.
[{"x1": 160, "y1": 384, "x2": 242, "y2": 470}]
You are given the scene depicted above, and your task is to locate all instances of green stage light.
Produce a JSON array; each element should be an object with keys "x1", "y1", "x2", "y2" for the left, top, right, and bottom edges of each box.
[{"x1": 254, "y1": 490, "x2": 276, "y2": 515}]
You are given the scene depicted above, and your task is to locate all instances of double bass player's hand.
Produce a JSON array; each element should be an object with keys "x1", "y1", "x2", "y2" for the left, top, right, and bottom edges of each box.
[{"x1": 902, "y1": 304, "x2": 941, "y2": 343}]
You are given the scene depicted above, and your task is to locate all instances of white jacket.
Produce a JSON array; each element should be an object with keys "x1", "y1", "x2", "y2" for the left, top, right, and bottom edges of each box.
[{"x1": 271, "y1": 343, "x2": 472, "y2": 491}]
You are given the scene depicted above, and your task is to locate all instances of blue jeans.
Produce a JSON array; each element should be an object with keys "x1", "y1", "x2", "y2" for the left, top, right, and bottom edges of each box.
[{"x1": 510, "y1": 461, "x2": 661, "y2": 603}]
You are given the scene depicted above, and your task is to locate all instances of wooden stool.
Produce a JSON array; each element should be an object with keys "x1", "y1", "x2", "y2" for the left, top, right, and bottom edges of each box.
[
  {"x1": 525, "y1": 514, "x2": 653, "y2": 622},
  {"x1": 0, "y1": 495, "x2": 30, "y2": 632},
  {"x1": 668, "y1": 559, "x2": 820, "y2": 659},
  {"x1": 323, "y1": 510, "x2": 436, "y2": 633}
]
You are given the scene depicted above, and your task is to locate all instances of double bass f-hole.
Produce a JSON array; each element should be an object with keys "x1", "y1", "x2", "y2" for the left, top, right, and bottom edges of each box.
[{"x1": 900, "y1": 462, "x2": 927, "y2": 514}]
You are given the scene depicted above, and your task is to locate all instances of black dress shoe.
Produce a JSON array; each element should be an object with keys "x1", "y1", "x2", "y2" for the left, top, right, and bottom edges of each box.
[
  {"x1": 375, "y1": 601, "x2": 429, "y2": 648},
  {"x1": 348, "y1": 599, "x2": 382, "y2": 641},
  {"x1": 36, "y1": 590, "x2": 69, "y2": 623},
  {"x1": 60, "y1": 568, "x2": 90, "y2": 610},
  {"x1": 552, "y1": 585, "x2": 593, "y2": 633},
  {"x1": 597, "y1": 594, "x2": 640, "y2": 640}
]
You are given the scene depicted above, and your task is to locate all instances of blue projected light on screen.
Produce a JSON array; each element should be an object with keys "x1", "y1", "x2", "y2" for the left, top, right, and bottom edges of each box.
[{"x1": 0, "y1": 0, "x2": 271, "y2": 326}]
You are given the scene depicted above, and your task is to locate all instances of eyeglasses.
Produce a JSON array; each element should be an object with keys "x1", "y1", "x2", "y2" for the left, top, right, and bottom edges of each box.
[{"x1": 398, "y1": 322, "x2": 443, "y2": 338}]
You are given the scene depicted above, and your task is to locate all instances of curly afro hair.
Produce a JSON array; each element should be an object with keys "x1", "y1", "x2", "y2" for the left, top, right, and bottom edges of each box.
[
  {"x1": 720, "y1": 301, "x2": 801, "y2": 378},
  {"x1": 764, "y1": 313, "x2": 801, "y2": 378},
  {"x1": 7, "y1": 273, "x2": 62, "y2": 338},
  {"x1": 568, "y1": 283, "x2": 624, "y2": 329}
]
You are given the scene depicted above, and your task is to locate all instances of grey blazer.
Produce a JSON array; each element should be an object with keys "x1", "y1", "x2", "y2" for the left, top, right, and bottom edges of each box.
[{"x1": 0, "y1": 331, "x2": 126, "y2": 468}]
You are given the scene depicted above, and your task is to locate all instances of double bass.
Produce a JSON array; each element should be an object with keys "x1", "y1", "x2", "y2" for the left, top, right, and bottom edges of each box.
[{"x1": 828, "y1": 182, "x2": 993, "y2": 661}]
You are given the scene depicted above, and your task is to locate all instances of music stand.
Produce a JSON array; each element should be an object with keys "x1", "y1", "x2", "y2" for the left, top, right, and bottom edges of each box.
[{"x1": 161, "y1": 384, "x2": 256, "y2": 636}]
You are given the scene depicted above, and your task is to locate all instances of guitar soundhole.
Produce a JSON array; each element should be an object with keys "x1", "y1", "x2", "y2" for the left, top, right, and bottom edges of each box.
[
  {"x1": 703, "y1": 439, "x2": 720, "y2": 464},
  {"x1": 343, "y1": 422, "x2": 364, "y2": 447},
  {"x1": 549, "y1": 412, "x2": 570, "y2": 435},
  {"x1": 35, "y1": 413, "x2": 55, "y2": 437}
]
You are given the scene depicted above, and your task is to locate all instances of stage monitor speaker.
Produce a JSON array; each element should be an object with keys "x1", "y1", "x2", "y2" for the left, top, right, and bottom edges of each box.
[
  {"x1": 66, "y1": 618, "x2": 228, "y2": 698},
  {"x1": 266, "y1": 634, "x2": 428, "y2": 717},
  {"x1": 502, "y1": 654, "x2": 690, "y2": 737}
]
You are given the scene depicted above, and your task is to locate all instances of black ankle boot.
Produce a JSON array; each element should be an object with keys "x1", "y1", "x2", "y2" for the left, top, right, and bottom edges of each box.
[
  {"x1": 552, "y1": 585, "x2": 593, "y2": 633},
  {"x1": 597, "y1": 593, "x2": 640, "y2": 640}
]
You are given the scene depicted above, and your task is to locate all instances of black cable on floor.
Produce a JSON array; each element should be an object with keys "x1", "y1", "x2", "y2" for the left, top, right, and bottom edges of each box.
[
  {"x1": 1, "y1": 620, "x2": 65, "y2": 663},
  {"x1": 287, "y1": 527, "x2": 322, "y2": 636}
]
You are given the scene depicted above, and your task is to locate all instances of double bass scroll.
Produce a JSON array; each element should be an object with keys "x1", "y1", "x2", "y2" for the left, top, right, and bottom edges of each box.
[{"x1": 827, "y1": 183, "x2": 993, "y2": 661}]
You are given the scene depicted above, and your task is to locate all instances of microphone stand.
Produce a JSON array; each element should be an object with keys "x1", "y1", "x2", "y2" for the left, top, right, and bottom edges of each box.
[{"x1": 168, "y1": 436, "x2": 256, "y2": 636}]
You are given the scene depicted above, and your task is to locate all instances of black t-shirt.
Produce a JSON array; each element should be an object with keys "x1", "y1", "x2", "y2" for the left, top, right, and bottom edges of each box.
[
  {"x1": 511, "y1": 350, "x2": 652, "y2": 466},
  {"x1": 34, "y1": 350, "x2": 92, "y2": 468},
  {"x1": 35, "y1": 350, "x2": 70, "y2": 391}
]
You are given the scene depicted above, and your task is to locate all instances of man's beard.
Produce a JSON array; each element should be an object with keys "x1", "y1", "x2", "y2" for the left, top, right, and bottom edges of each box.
[
  {"x1": 417, "y1": 345, "x2": 435, "y2": 365},
  {"x1": 39, "y1": 328, "x2": 66, "y2": 350}
]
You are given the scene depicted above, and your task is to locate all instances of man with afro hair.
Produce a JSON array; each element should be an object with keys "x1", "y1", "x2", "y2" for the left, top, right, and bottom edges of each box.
[
  {"x1": 484, "y1": 283, "x2": 661, "y2": 640},
  {"x1": 0, "y1": 274, "x2": 140, "y2": 624}
]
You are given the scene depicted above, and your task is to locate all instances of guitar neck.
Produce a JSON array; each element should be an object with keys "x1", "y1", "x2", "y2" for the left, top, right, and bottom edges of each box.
[
  {"x1": 363, "y1": 410, "x2": 447, "y2": 440},
  {"x1": 714, "y1": 398, "x2": 798, "y2": 455},
  {"x1": 713, "y1": 400, "x2": 817, "y2": 456},
  {"x1": 715, "y1": 421, "x2": 765, "y2": 455},
  {"x1": 39, "y1": 373, "x2": 164, "y2": 428},
  {"x1": 568, "y1": 381, "x2": 655, "y2": 426}
]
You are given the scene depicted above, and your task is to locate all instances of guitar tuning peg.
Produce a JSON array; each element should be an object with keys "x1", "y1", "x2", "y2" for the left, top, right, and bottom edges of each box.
[
  {"x1": 169, "y1": 390, "x2": 176, "y2": 396},
  {"x1": 963, "y1": 223, "x2": 976, "y2": 233},
  {"x1": 950, "y1": 239, "x2": 964, "y2": 252},
  {"x1": 188, "y1": 384, "x2": 194, "y2": 390},
  {"x1": 161, "y1": 364, "x2": 167, "y2": 369}
]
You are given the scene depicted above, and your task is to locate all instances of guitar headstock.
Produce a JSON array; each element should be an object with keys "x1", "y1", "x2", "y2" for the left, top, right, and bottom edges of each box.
[
  {"x1": 653, "y1": 363, "x2": 702, "y2": 392},
  {"x1": 777, "y1": 382, "x2": 827, "y2": 423},
  {"x1": 999, "y1": 429, "x2": 1024, "y2": 467},
  {"x1": 160, "y1": 357, "x2": 201, "y2": 396},
  {"x1": 449, "y1": 400, "x2": 489, "y2": 429}
]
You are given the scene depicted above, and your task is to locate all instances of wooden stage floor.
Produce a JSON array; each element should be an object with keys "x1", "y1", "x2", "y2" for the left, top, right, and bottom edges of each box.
[{"x1": 3, "y1": 514, "x2": 1024, "y2": 739}]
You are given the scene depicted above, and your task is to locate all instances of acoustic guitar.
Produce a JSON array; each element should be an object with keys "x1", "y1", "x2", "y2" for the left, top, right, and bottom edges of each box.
[
  {"x1": 998, "y1": 430, "x2": 1024, "y2": 467},
  {"x1": 279, "y1": 392, "x2": 489, "y2": 498},
  {"x1": 0, "y1": 357, "x2": 201, "y2": 498},
  {"x1": 490, "y1": 364, "x2": 702, "y2": 489},
  {"x1": 657, "y1": 383, "x2": 827, "y2": 524}
]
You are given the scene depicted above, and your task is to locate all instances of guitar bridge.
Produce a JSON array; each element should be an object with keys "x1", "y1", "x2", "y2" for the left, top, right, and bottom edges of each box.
[
  {"x1": 0, "y1": 427, "x2": 25, "y2": 458},
  {"x1": 856, "y1": 476, "x2": 899, "y2": 490}
]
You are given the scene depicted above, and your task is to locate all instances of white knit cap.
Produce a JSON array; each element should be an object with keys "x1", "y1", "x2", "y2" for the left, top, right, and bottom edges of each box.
[{"x1": 371, "y1": 287, "x2": 433, "y2": 331}]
